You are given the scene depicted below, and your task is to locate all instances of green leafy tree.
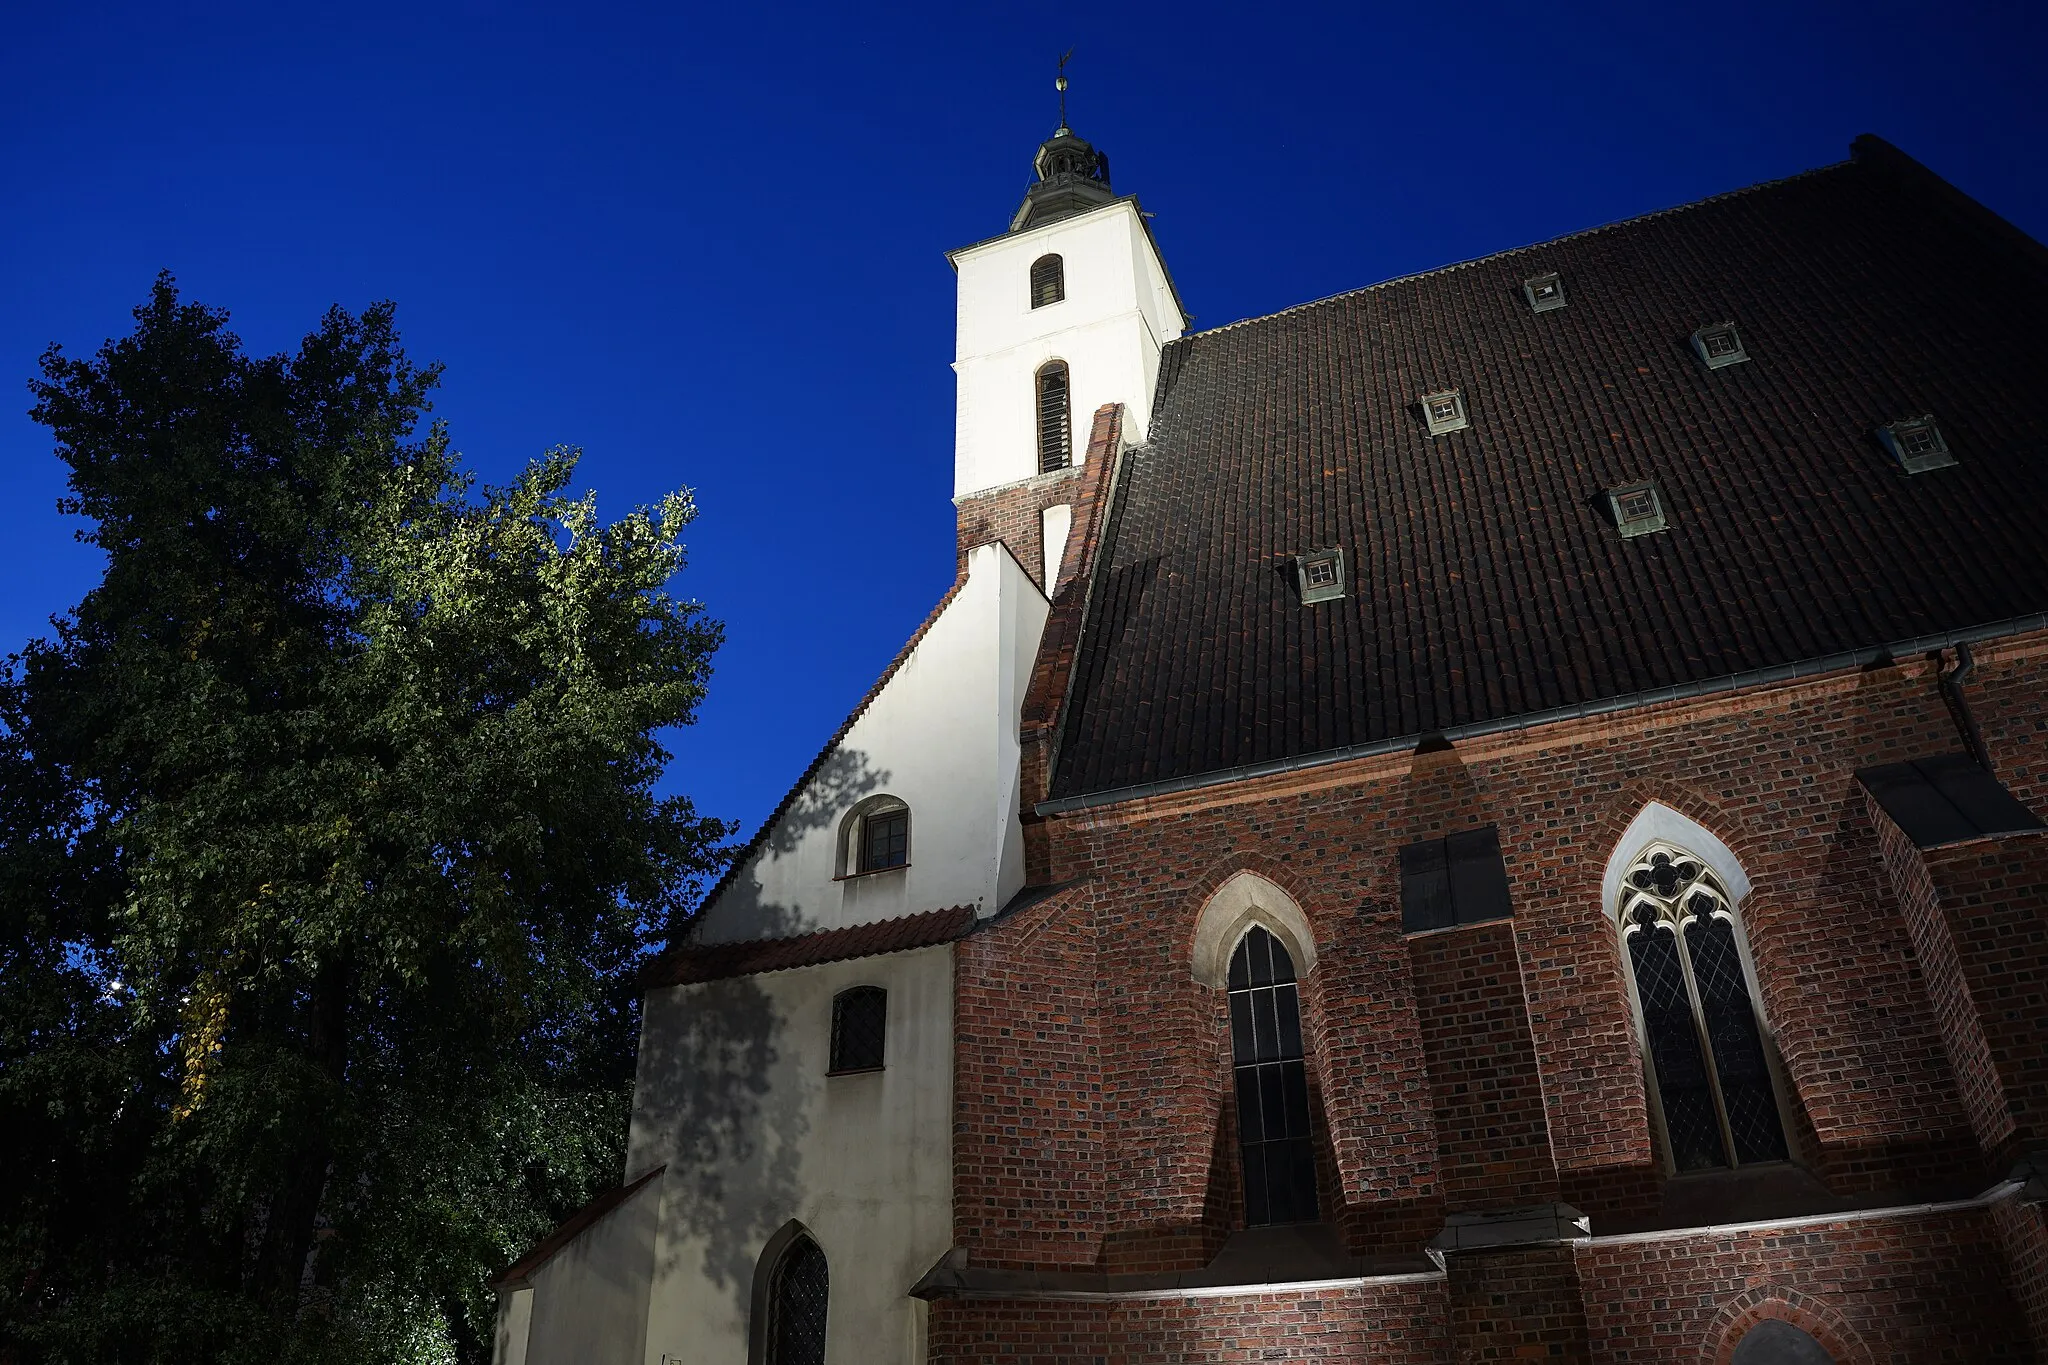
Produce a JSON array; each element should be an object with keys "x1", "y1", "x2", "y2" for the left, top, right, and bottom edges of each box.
[{"x1": 0, "y1": 277, "x2": 728, "y2": 1363}]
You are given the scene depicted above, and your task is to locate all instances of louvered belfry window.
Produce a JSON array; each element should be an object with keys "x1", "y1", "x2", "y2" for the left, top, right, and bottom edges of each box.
[
  {"x1": 1035, "y1": 361, "x2": 1072, "y2": 473},
  {"x1": 1618, "y1": 844, "x2": 1789, "y2": 1172},
  {"x1": 1029, "y1": 253, "x2": 1065, "y2": 308},
  {"x1": 766, "y1": 1234, "x2": 829, "y2": 1365},
  {"x1": 829, "y1": 986, "x2": 886, "y2": 1073},
  {"x1": 1228, "y1": 927, "x2": 1319, "y2": 1226}
]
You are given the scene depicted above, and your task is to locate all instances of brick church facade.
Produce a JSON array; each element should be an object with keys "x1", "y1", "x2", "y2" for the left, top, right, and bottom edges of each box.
[{"x1": 494, "y1": 122, "x2": 2048, "y2": 1364}]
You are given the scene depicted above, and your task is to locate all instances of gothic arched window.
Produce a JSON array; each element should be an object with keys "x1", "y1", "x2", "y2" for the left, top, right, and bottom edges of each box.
[
  {"x1": 1228, "y1": 926, "x2": 1318, "y2": 1226},
  {"x1": 1035, "y1": 361, "x2": 1072, "y2": 473},
  {"x1": 1029, "y1": 253, "x2": 1065, "y2": 308},
  {"x1": 765, "y1": 1233, "x2": 828, "y2": 1365},
  {"x1": 1617, "y1": 843, "x2": 1789, "y2": 1172}
]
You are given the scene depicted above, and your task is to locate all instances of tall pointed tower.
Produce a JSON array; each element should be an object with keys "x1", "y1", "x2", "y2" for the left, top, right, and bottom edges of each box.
[{"x1": 948, "y1": 90, "x2": 1187, "y2": 588}]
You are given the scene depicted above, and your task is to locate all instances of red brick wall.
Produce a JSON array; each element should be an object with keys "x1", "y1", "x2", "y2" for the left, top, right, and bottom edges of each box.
[
  {"x1": 1577, "y1": 1206, "x2": 2031, "y2": 1361},
  {"x1": 943, "y1": 636, "x2": 2048, "y2": 1353},
  {"x1": 1988, "y1": 1188, "x2": 2048, "y2": 1358},
  {"x1": 1408, "y1": 921, "x2": 1560, "y2": 1210},
  {"x1": 954, "y1": 464, "x2": 1087, "y2": 591},
  {"x1": 1922, "y1": 834, "x2": 2048, "y2": 1156},
  {"x1": 1447, "y1": 1247, "x2": 1589, "y2": 1362},
  {"x1": 1870, "y1": 804, "x2": 2022, "y2": 1159},
  {"x1": 952, "y1": 883, "x2": 1107, "y2": 1269},
  {"x1": 1018, "y1": 655, "x2": 2002, "y2": 1247},
  {"x1": 927, "y1": 1278, "x2": 1451, "y2": 1363}
]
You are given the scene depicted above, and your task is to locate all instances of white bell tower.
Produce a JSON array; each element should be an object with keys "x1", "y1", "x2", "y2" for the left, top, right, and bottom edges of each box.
[{"x1": 947, "y1": 104, "x2": 1188, "y2": 501}]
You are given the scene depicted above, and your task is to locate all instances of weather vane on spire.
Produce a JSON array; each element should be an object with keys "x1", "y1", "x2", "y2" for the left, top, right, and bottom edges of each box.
[{"x1": 1056, "y1": 48, "x2": 1074, "y2": 135}]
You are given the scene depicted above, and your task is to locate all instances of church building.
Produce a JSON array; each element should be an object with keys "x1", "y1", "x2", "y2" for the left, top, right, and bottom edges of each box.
[{"x1": 492, "y1": 110, "x2": 2048, "y2": 1362}]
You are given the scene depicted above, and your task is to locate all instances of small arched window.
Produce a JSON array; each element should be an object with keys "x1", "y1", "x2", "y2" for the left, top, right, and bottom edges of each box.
[
  {"x1": 839, "y1": 796, "x2": 909, "y2": 876},
  {"x1": 1035, "y1": 361, "x2": 1072, "y2": 474},
  {"x1": 765, "y1": 1234, "x2": 828, "y2": 1365},
  {"x1": 829, "y1": 986, "x2": 886, "y2": 1073},
  {"x1": 1029, "y1": 253, "x2": 1065, "y2": 308},
  {"x1": 1617, "y1": 843, "x2": 1789, "y2": 1172},
  {"x1": 1228, "y1": 926, "x2": 1318, "y2": 1226}
]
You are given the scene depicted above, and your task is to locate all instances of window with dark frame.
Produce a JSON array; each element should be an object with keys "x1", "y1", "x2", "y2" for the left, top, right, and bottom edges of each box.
[
  {"x1": 1877, "y1": 415, "x2": 1956, "y2": 474},
  {"x1": 1036, "y1": 361, "x2": 1073, "y2": 473},
  {"x1": 1607, "y1": 480, "x2": 1669, "y2": 538},
  {"x1": 1618, "y1": 845, "x2": 1789, "y2": 1174},
  {"x1": 1029, "y1": 253, "x2": 1065, "y2": 308},
  {"x1": 1420, "y1": 388, "x2": 1470, "y2": 436},
  {"x1": 1523, "y1": 272, "x2": 1566, "y2": 312},
  {"x1": 1227, "y1": 927, "x2": 1319, "y2": 1227},
  {"x1": 765, "y1": 1233, "x2": 829, "y2": 1365},
  {"x1": 1690, "y1": 322, "x2": 1750, "y2": 370},
  {"x1": 858, "y1": 807, "x2": 908, "y2": 873},
  {"x1": 1399, "y1": 825, "x2": 1515, "y2": 933},
  {"x1": 1296, "y1": 547, "x2": 1346, "y2": 604},
  {"x1": 829, "y1": 986, "x2": 887, "y2": 1074}
]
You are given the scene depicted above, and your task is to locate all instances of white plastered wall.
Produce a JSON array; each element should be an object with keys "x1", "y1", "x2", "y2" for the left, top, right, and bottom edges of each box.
[
  {"x1": 694, "y1": 542, "x2": 1049, "y2": 944},
  {"x1": 626, "y1": 944, "x2": 955, "y2": 1365},
  {"x1": 950, "y1": 199, "x2": 1184, "y2": 498},
  {"x1": 495, "y1": 1179, "x2": 660, "y2": 1365}
]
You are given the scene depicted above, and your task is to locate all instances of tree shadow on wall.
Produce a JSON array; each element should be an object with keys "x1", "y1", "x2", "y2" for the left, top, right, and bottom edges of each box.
[
  {"x1": 636, "y1": 747, "x2": 895, "y2": 1322},
  {"x1": 638, "y1": 973, "x2": 810, "y2": 1323}
]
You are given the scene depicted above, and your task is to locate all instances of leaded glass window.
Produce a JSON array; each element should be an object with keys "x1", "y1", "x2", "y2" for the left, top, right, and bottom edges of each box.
[
  {"x1": 1618, "y1": 843, "x2": 1789, "y2": 1172},
  {"x1": 1036, "y1": 361, "x2": 1072, "y2": 473},
  {"x1": 1227, "y1": 926, "x2": 1319, "y2": 1226},
  {"x1": 766, "y1": 1234, "x2": 828, "y2": 1365},
  {"x1": 829, "y1": 986, "x2": 886, "y2": 1073}
]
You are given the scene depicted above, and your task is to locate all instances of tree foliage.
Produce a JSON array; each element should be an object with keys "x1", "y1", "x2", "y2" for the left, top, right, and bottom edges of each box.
[{"x1": 0, "y1": 277, "x2": 728, "y2": 1362}]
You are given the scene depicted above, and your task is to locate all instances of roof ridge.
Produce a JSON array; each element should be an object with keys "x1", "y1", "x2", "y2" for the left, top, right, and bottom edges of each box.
[
  {"x1": 1186, "y1": 159, "x2": 1852, "y2": 341},
  {"x1": 687, "y1": 572, "x2": 972, "y2": 927}
]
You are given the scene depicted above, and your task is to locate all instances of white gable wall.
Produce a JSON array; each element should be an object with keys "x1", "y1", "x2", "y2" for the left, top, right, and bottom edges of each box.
[
  {"x1": 693, "y1": 542, "x2": 1049, "y2": 945},
  {"x1": 627, "y1": 943, "x2": 955, "y2": 1364},
  {"x1": 951, "y1": 199, "x2": 1183, "y2": 498}
]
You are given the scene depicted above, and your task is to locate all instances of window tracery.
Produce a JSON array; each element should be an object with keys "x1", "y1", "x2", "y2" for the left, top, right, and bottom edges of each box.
[{"x1": 1617, "y1": 842, "x2": 1789, "y2": 1172}]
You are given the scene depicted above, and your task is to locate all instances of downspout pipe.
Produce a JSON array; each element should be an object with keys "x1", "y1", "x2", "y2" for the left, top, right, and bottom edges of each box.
[{"x1": 1939, "y1": 641, "x2": 1993, "y2": 772}]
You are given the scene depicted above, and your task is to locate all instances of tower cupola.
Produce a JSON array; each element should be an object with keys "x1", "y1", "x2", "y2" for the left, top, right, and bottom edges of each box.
[
  {"x1": 1010, "y1": 61, "x2": 1116, "y2": 231},
  {"x1": 1012, "y1": 128, "x2": 1114, "y2": 232}
]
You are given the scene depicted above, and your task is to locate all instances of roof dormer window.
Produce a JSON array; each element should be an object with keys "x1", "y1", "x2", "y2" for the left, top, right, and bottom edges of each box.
[
  {"x1": 1690, "y1": 322, "x2": 1749, "y2": 370},
  {"x1": 1421, "y1": 389, "x2": 1469, "y2": 436},
  {"x1": 1030, "y1": 254, "x2": 1065, "y2": 309},
  {"x1": 1296, "y1": 548, "x2": 1346, "y2": 604},
  {"x1": 1878, "y1": 415, "x2": 1956, "y2": 474},
  {"x1": 1608, "y1": 480, "x2": 1669, "y2": 538},
  {"x1": 1523, "y1": 272, "x2": 1566, "y2": 313}
]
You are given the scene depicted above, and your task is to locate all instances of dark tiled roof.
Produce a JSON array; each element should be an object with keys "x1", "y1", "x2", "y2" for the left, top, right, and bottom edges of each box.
[
  {"x1": 496, "y1": 1165, "x2": 664, "y2": 1287},
  {"x1": 641, "y1": 905, "x2": 978, "y2": 989},
  {"x1": 1048, "y1": 138, "x2": 2048, "y2": 802}
]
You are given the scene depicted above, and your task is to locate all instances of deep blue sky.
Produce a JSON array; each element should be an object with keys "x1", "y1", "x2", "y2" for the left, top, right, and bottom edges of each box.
[{"x1": 3, "y1": 0, "x2": 2042, "y2": 844}]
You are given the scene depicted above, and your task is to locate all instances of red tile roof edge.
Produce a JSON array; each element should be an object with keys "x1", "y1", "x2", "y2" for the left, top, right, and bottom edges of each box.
[
  {"x1": 495, "y1": 1164, "x2": 666, "y2": 1289},
  {"x1": 641, "y1": 904, "x2": 979, "y2": 990}
]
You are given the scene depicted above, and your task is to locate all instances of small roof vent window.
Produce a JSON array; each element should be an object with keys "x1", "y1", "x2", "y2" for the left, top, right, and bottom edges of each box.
[
  {"x1": 1607, "y1": 480, "x2": 1669, "y2": 538},
  {"x1": 1878, "y1": 414, "x2": 1956, "y2": 474},
  {"x1": 1690, "y1": 322, "x2": 1749, "y2": 370},
  {"x1": 1420, "y1": 388, "x2": 1469, "y2": 436},
  {"x1": 1296, "y1": 548, "x2": 1347, "y2": 604},
  {"x1": 1523, "y1": 272, "x2": 1566, "y2": 313}
]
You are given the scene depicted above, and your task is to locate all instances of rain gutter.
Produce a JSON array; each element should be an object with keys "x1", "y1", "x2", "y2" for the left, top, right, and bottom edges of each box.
[{"x1": 1033, "y1": 612, "x2": 2048, "y2": 817}]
